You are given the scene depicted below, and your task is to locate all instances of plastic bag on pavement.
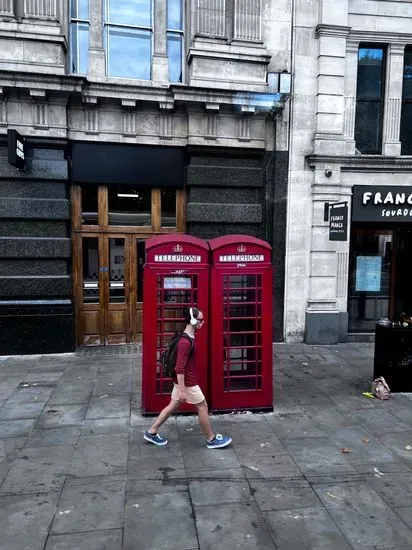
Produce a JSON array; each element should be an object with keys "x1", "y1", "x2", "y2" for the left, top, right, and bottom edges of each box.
[{"x1": 371, "y1": 376, "x2": 391, "y2": 400}]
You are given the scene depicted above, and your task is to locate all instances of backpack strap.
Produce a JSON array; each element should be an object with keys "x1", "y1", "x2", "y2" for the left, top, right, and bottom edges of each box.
[{"x1": 179, "y1": 333, "x2": 194, "y2": 360}]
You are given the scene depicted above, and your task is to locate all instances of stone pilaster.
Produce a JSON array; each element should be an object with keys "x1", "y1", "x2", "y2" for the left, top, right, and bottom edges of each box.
[
  {"x1": 0, "y1": 88, "x2": 7, "y2": 128},
  {"x1": 121, "y1": 100, "x2": 137, "y2": 137},
  {"x1": 152, "y1": 0, "x2": 169, "y2": 82},
  {"x1": 312, "y1": 24, "x2": 350, "y2": 155},
  {"x1": 88, "y1": 0, "x2": 105, "y2": 80},
  {"x1": 382, "y1": 43, "x2": 405, "y2": 157}
]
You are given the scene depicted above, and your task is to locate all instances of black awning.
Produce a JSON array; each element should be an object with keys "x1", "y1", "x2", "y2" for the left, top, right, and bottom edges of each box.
[{"x1": 71, "y1": 142, "x2": 185, "y2": 187}]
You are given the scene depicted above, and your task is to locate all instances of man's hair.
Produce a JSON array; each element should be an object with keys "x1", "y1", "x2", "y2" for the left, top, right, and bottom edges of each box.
[{"x1": 183, "y1": 306, "x2": 200, "y2": 325}]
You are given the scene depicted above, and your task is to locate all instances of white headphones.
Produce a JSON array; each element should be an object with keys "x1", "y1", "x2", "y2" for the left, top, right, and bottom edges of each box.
[{"x1": 189, "y1": 307, "x2": 198, "y2": 326}]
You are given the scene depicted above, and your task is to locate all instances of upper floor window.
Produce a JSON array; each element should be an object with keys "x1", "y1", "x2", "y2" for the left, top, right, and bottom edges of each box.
[
  {"x1": 70, "y1": 0, "x2": 89, "y2": 74},
  {"x1": 197, "y1": 0, "x2": 262, "y2": 42},
  {"x1": 355, "y1": 45, "x2": 386, "y2": 155},
  {"x1": 167, "y1": 0, "x2": 183, "y2": 83},
  {"x1": 104, "y1": 0, "x2": 152, "y2": 79},
  {"x1": 400, "y1": 46, "x2": 412, "y2": 155}
]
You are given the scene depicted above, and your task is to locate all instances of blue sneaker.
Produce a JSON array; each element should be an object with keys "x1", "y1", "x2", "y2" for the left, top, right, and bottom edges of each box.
[
  {"x1": 144, "y1": 430, "x2": 168, "y2": 446},
  {"x1": 206, "y1": 433, "x2": 232, "y2": 449}
]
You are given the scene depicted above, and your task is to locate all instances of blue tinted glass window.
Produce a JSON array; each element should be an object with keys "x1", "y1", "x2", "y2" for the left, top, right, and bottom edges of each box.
[
  {"x1": 71, "y1": 22, "x2": 89, "y2": 74},
  {"x1": 71, "y1": 0, "x2": 88, "y2": 19},
  {"x1": 167, "y1": 34, "x2": 182, "y2": 83},
  {"x1": 355, "y1": 45, "x2": 386, "y2": 154},
  {"x1": 167, "y1": 0, "x2": 182, "y2": 30},
  {"x1": 400, "y1": 103, "x2": 412, "y2": 154},
  {"x1": 106, "y1": 27, "x2": 151, "y2": 79},
  {"x1": 356, "y1": 48, "x2": 385, "y2": 100},
  {"x1": 403, "y1": 47, "x2": 412, "y2": 100},
  {"x1": 106, "y1": 0, "x2": 151, "y2": 27}
]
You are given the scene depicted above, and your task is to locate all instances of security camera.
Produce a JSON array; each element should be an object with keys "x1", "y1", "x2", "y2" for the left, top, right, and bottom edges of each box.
[{"x1": 324, "y1": 169, "x2": 332, "y2": 178}]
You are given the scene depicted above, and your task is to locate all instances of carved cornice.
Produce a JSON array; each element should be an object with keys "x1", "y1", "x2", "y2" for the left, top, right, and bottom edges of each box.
[
  {"x1": 315, "y1": 25, "x2": 351, "y2": 39},
  {"x1": 306, "y1": 154, "x2": 412, "y2": 171},
  {"x1": 347, "y1": 30, "x2": 412, "y2": 48}
]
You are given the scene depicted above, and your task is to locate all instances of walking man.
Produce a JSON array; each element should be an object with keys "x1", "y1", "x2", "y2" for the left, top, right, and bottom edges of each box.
[{"x1": 144, "y1": 306, "x2": 232, "y2": 449}]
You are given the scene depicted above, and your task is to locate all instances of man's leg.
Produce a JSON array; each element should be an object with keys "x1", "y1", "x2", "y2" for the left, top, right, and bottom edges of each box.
[
  {"x1": 148, "y1": 398, "x2": 180, "y2": 435},
  {"x1": 195, "y1": 400, "x2": 214, "y2": 441}
]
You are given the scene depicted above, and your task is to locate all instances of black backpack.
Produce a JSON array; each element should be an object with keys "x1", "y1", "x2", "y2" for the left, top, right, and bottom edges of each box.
[{"x1": 160, "y1": 332, "x2": 194, "y2": 378}]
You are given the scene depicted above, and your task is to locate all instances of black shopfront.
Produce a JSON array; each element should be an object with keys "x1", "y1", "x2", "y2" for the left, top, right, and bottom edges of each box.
[{"x1": 349, "y1": 185, "x2": 412, "y2": 334}]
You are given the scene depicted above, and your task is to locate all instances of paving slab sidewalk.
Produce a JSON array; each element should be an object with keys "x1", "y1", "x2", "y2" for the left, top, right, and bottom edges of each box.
[{"x1": 1, "y1": 343, "x2": 412, "y2": 549}]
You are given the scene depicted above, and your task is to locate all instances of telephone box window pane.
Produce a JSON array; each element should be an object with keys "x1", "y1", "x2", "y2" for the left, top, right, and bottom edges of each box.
[
  {"x1": 108, "y1": 185, "x2": 151, "y2": 226},
  {"x1": 223, "y1": 274, "x2": 262, "y2": 392},
  {"x1": 82, "y1": 237, "x2": 99, "y2": 303},
  {"x1": 81, "y1": 184, "x2": 98, "y2": 224},
  {"x1": 109, "y1": 238, "x2": 125, "y2": 303},
  {"x1": 161, "y1": 189, "x2": 177, "y2": 227},
  {"x1": 156, "y1": 379, "x2": 173, "y2": 394},
  {"x1": 156, "y1": 274, "x2": 198, "y2": 387}
]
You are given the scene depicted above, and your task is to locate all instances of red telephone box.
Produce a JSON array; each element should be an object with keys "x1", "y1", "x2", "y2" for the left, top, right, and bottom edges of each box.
[
  {"x1": 142, "y1": 234, "x2": 209, "y2": 415},
  {"x1": 209, "y1": 235, "x2": 273, "y2": 412}
]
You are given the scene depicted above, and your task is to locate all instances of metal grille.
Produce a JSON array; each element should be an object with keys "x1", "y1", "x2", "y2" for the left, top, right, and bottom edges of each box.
[{"x1": 75, "y1": 344, "x2": 140, "y2": 356}]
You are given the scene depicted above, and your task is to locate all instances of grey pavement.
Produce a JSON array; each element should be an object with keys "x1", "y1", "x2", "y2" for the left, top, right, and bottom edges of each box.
[{"x1": 1, "y1": 343, "x2": 412, "y2": 549}]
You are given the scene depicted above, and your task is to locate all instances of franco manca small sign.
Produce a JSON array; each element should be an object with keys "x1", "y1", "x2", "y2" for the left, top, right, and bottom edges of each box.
[{"x1": 324, "y1": 202, "x2": 348, "y2": 241}]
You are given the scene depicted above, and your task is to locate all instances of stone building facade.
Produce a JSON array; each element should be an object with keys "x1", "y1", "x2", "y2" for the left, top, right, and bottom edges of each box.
[
  {"x1": 288, "y1": 0, "x2": 412, "y2": 343},
  {"x1": 0, "y1": 0, "x2": 291, "y2": 353}
]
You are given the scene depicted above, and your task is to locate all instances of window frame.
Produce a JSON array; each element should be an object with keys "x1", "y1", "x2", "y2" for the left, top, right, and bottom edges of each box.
[
  {"x1": 354, "y1": 44, "x2": 387, "y2": 155},
  {"x1": 103, "y1": 0, "x2": 154, "y2": 80},
  {"x1": 167, "y1": 0, "x2": 184, "y2": 83},
  {"x1": 73, "y1": 185, "x2": 186, "y2": 234},
  {"x1": 400, "y1": 45, "x2": 412, "y2": 156},
  {"x1": 69, "y1": 0, "x2": 90, "y2": 75}
]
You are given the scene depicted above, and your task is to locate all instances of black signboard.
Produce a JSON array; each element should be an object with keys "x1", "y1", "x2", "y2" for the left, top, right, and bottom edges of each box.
[
  {"x1": 328, "y1": 202, "x2": 348, "y2": 241},
  {"x1": 352, "y1": 185, "x2": 412, "y2": 222},
  {"x1": 7, "y1": 129, "x2": 26, "y2": 169},
  {"x1": 71, "y1": 142, "x2": 185, "y2": 187}
]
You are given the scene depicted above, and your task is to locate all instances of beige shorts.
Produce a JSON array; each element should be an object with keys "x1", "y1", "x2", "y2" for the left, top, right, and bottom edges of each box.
[{"x1": 171, "y1": 384, "x2": 205, "y2": 405}]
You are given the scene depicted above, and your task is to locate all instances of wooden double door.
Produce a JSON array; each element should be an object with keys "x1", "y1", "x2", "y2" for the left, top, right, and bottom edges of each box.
[{"x1": 73, "y1": 233, "x2": 145, "y2": 346}]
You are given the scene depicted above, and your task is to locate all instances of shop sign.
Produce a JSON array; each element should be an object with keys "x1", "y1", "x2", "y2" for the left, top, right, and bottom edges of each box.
[
  {"x1": 325, "y1": 202, "x2": 348, "y2": 241},
  {"x1": 7, "y1": 129, "x2": 26, "y2": 169},
  {"x1": 352, "y1": 185, "x2": 412, "y2": 222}
]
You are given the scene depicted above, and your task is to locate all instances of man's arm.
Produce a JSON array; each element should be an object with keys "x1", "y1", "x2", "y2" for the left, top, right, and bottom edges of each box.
[{"x1": 174, "y1": 338, "x2": 191, "y2": 402}]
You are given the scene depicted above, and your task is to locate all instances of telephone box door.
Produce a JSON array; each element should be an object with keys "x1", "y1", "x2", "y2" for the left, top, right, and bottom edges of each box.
[
  {"x1": 142, "y1": 235, "x2": 209, "y2": 415},
  {"x1": 209, "y1": 235, "x2": 273, "y2": 412}
]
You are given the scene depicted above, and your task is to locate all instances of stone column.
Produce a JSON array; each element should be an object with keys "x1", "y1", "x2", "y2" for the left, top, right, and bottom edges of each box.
[
  {"x1": 382, "y1": 43, "x2": 405, "y2": 157},
  {"x1": 343, "y1": 41, "x2": 358, "y2": 155},
  {"x1": 152, "y1": 0, "x2": 168, "y2": 83},
  {"x1": 88, "y1": 0, "x2": 106, "y2": 81}
]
